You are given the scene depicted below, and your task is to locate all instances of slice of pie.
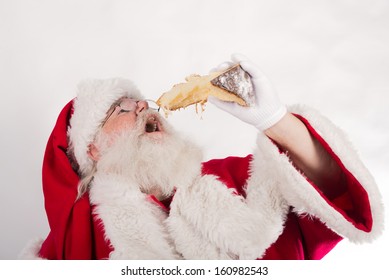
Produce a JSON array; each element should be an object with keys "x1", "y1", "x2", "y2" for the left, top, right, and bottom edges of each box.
[{"x1": 156, "y1": 64, "x2": 254, "y2": 114}]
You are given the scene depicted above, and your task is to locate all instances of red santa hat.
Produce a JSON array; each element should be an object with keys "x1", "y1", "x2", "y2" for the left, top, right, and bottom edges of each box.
[
  {"x1": 35, "y1": 78, "x2": 143, "y2": 259},
  {"x1": 68, "y1": 78, "x2": 144, "y2": 176}
]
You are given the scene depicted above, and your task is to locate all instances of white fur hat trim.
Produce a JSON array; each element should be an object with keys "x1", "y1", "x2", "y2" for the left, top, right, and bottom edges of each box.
[{"x1": 68, "y1": 78, "x2": 144, "y2": 176}]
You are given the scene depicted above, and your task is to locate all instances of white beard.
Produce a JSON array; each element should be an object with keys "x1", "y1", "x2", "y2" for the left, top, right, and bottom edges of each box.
[{"x1": 94, "y1": 110, "x2": 203, "y2": 198}]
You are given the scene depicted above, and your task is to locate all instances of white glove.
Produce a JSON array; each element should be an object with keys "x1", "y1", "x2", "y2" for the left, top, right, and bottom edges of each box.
[{"x1": 209, "y1": 54, "x2": 287, "y2": 131}]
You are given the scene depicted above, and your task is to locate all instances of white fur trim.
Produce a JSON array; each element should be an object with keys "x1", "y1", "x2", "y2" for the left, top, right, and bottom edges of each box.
[
  {"x1": 253, "y1": 104, "x2": 384, "y2": 243},
  {"x1": 168, "y1": 174, "x2": 288, "y2": 259},
  {"x1": 90, "y1": 173, "x2": 180, "y2": 259},
  {"x1": 68, "y1": 78, "x2": 144, "y2": 176},
  {"x1": 91, "y1": 167, "x2": 288, "y2": 260},
  {"x1": 166, "y1": 207, "x2": 233, "y2": 259},
  {"x1": 18, "y1": 238, "x2": 46, "y2": 259}
]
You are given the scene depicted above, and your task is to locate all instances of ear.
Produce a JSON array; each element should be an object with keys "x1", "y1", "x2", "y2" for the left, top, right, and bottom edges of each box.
[{"x1": 87, "y1": 143, "x2": 100, "y2": 162}]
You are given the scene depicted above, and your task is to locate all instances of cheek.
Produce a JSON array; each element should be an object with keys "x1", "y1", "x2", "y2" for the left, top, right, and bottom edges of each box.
[{"x1": 102, "y1": 115, "x2": 137, "y2": 134}]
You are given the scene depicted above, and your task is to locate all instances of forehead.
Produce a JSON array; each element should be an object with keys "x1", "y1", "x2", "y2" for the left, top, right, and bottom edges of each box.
[{"x1": 118, "y1": 97, "x2": 137, "y2": 106}]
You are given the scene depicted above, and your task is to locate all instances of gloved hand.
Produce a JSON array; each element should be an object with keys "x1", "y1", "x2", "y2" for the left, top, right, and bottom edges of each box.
[{"x1": 208, "y1": 54, "x2": 287, "y2": 131}]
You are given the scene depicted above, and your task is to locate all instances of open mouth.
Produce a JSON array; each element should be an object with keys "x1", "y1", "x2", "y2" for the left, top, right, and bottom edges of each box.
[{"x1": 145, "y1": 116, "x2": 160, "y2": 133}]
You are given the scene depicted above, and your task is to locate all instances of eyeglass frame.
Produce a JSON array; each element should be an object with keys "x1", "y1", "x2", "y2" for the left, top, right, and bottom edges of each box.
[{"x1": 100, "y1": 98, "x2": 160, "y2": 128}]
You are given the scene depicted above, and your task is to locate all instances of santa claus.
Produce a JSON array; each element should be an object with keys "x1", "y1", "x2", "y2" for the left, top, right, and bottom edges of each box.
[{"x1": 21, "y1": 54, "x2": 383, "y2": 259}]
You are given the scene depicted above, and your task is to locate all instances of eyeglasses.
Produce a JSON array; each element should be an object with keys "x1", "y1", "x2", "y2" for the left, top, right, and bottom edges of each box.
[{"x1": 101, "y1": 98, "x2": 160, "y2": 127}]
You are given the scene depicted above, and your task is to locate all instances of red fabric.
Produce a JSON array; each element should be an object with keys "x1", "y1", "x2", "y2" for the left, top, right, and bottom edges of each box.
[
  {"x1": 39, "y1": 100, "x2": 108, "y2": 259},
  {"x1": 38, "y1": 102, "x2": 374, "y2": 260},
  {"x1": 295, "y1": 114, "x2": 373, "y2": 233},
  {"x1": 202, "y1": 154, "x2": 252, "y2": 198},
  {"x1": 201, "y1": 155, "x2": 344, "y2": 259}
]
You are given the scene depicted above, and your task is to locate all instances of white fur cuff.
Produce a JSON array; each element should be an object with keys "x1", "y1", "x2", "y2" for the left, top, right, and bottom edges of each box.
[{"x1": 252, "y1": 105, "x2": 384, "y2": 243}]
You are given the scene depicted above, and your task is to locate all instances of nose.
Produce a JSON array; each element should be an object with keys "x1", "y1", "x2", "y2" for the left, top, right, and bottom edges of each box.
[{"x1": 135, "y1": 100, "x2": 149, "y2": 115}]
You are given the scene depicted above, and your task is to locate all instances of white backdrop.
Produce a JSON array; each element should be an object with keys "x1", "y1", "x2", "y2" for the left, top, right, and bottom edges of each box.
[{"x1": 0, "y1": 0, "x2": 388, "y2": 265}]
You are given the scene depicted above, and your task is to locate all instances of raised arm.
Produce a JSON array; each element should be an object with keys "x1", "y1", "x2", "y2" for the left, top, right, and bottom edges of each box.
[
  {"x1": 264, "y1": 112, "x2": 344, "y2": 197},
  {"x1": 209, "y1": 54, "x2": 383, "y2": 247}
]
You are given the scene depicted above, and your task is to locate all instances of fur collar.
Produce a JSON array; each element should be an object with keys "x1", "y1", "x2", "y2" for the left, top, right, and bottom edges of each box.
[{"x1": 90, "y1": 173, "x2": 181, "y2": 259}]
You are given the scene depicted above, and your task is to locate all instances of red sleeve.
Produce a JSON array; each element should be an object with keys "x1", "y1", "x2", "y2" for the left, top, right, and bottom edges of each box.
[
  {"x1": 262, "y1": 212, "x2": 343, "y2": 260},
  {"x1": 201, "y1": 116, "x2": 374, "y2": 260},
  {"x1": 289, "y1": 114, "x2": 373, "y2": 259},
  {"x1": 295, "y1": 114, "x2": 373, "y2": 233}
]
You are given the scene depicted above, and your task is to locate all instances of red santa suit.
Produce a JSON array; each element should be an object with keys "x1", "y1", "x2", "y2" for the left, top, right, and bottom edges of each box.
[
  {"x1": 20, "y1": 99, "x2": 383, "y2": 260},
  {"x1": 20, "y1": 75, "x2": 383, "y2": 260}
]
